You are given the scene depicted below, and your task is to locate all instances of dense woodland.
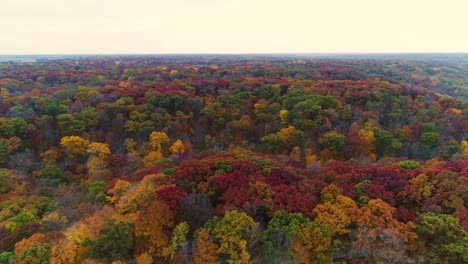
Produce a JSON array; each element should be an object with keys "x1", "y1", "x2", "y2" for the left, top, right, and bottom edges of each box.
[{"x1": 0, "y1": 55, "x2": 467, "y2": 263}]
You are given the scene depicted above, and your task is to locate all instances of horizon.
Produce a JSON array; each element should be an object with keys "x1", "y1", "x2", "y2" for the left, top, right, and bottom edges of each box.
[{"x1": 2, "y1": 52, "x2": 468, "y2": 56}]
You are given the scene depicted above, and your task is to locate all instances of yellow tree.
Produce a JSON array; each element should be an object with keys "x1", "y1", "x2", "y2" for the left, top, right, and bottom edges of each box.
[
  {"x1": 149, "y1": 131, "x2": 170, "y2": 152},
  {"x1": 134, "y1": 199, "x2": 175, "y2": 256},
  {"x1": 115, "y1": 174, "x2": 158, "y2": 214},
  {"x1": 279, "y1": 109, "x2": 289, "y2": 126},
  {"x1": 313, "y1": 184, "x2": 357, "y2": 236},
  {"x1": 144, "y1": 131, "x2": 170, "y2": 167},
  {"x1": 87, "y1": 142, "x2": 111, "y2": 159},
  {"x1": 461, "y1": 140, "x2": 468, "y2": 157},
  {"x1": 86, "y1": 142, "x2": 112, "y2": 180},
  {"x1": 169, "y1": 139, "x2": 185, "y2": 155},
  {"x1": 60, "y1": 136, "x2": 90, "y2": 159}
]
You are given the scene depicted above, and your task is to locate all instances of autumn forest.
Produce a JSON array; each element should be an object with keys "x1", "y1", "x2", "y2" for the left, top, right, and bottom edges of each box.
[{"x1": 0, "y1": 55, "x2": 467, "y2": 264}]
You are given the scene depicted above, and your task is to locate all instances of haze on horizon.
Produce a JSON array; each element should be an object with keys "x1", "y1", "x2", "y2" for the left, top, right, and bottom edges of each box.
[{"x1": 2, "y1": 0, "x2": 467, "y2": 55}]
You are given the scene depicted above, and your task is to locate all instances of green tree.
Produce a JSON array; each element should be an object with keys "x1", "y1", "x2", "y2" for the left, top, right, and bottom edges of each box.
[
  {"x1": 322, "y1": 131, "x2": 345, "y2": 159},
  {"x1": 415, "y1": 213, "x2": 468, "y2": 263},
  {"x1": 205, "y1": 211, "x2": 259, "y2": 264},
  {"x1": 89, "y1": 220, "x2": 135, "y2": 261}
]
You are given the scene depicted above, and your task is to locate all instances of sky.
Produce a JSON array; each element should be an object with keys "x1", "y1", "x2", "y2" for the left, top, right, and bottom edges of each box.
[{"x1": 1, "y1": 0, "x2": 467, "y2": 54}]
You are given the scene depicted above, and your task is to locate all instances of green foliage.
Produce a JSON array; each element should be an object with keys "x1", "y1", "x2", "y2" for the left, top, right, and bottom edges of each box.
[
  {"x1": 88, "y1": 220, "x2": 135, "y2": 261},
  {"x1": 0, "y1": 252, "x2": 14, "y2": 263},
  {"x1": 205, "y1": 210, "x2": 259, "y2": 263},
  {"x1": 163, "y1": 167, "x2": 175, "y2": 175},
  {"x1": 88, "y1": 180, "x2": 107, "y2": 194},
  {"x1": 415, "y1": 213, "x2": 468, "y2": 263},
  {"x1": 0, "y1": 168, "x2": 10, "y2": 194},
  {"x1": 421, "y1": 132, "x2": 440, "y2": 149},
  {"x1": 163, "y1": 221, "x2": 189, "y2": 259},
  {"x1": 262, "y1": 211, "x2": 308, "y2": 260},
  {"x1": 0, "y1": 117, "x2": 34, "y2": 138},
  {"x1": 19, "y1": 243, "x2": 50, "y2": 264},
  {"x1": 261, "y1": 134, "x2": 286, "y2": 153},
  {"x1": 154, "y1": 157, "x2": 173, "y2": 166},
  {"x1": 38, "y1": 166, "x2": 67, "y2": 186},
  {"x1": 398, "y1": 160, "x2": 421, "y2": 170},
  {"x1": 43, "y1": 100, "x2": 68, "y2": 117},
  {"x1": 355, "y1": 179, "x2": 372, "y2": 200},
  {"x1": 0, "y1": 196, "x2": 54, "y2": 223},
  {"x1": 5, "y1": 212, "x2": 35, "y2": 231},
  {"x1": 322, "y1": 131, "x2": 345, "y2": 159}
]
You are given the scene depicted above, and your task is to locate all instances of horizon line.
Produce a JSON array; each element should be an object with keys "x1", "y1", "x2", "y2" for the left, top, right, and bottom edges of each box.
[{"x1": 1, "y1": 52, "x2": 468, "y2": 56}]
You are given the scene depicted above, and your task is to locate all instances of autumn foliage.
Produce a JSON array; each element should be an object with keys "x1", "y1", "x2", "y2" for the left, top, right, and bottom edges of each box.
[{"x1": 0, "y1": 55, "x2": 466, "y2": 263}]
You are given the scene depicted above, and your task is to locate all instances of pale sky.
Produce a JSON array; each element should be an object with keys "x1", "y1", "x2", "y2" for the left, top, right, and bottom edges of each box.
[{"x1": 1, "y1": 0, "x2": 467, "y2": 54}]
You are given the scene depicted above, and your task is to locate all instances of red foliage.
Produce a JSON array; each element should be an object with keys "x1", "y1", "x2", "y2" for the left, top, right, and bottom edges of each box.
[
  {"x1": 156, "y1": 185, "x2": 188, "y2": 212},
  {"x1": 266, "y1": 168, "x2": 302, "y2": 186},
  {"x1": 173, "y1": 161, "x2": 212, "y2": 187},
  {"x1": 271, "y1": 184, "x2": 317, "y2": 217},
  {"x1": 133, "y1": 167, "x2": 161, "y2": 181},
  {"x1": 396, "y1": 206, "x2": 416, "y2": 222},
  {"x1": 453, "y1": 210, "x2": 468, "y2": 232}
]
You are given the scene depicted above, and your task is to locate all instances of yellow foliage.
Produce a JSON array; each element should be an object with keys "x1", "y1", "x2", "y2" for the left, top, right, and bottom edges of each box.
[
  {"x1": 65, "y1": 206, "x2": 116, "y2": 244},
  {"x1": 170, "y1": 69, "x2": 179, "y2": 76},
  {"x1": 106, "y1": 180, "x2": 131, "y2": 204},
  {"x1": 277, "y1": 125, "x2": 296, "y2": 142},
  {"x1": 49, "y1": 240, "x2": 79, "y2": 264},
  {"x1": 124, "y1": 138, "x2": 138, "y2": 155},
  {"x1": 41, "y1": 147, "x2": 59, "y2": 167},
  {"x1": 75, "y1": 89, "x2": 100, "y2": 102},
  {"x1": 461, "y1": 140, "x2": 468, "y2": 156},
  {"x1": 314, "y1": 194, "x2": 357, "y2": 235},
  {"x1": 149, "y1": 131, "x2": 170, "y2": 151},
  {"x1": 87, "y1": 142, "x2": 111, "y2": 158},
  {"x1": 169, "y1": 139, "x2": 185, "y2": 155},
  {"x1": 41, "y1": 211, "x2": 68, "y2": 229},
  {"x1": 162, "y1": 221, "x2": 189, "y2": 259},
  {"x1": 359, "y1": 129, "x2": 375, "y2": 145},
  {"x1": 289, "y1": 146, "x2": 302, "y2": 162},
  {"x1": 279, "y1": 109, "x2": 289, "y2": 125},
  {"x1": 115, "y1": 174, "x2": 157, "y2": 214},
  {"x1": 86, "y1": 156, "x2": 107, "y2": 170},
  {"x1": 143, "y1": 150, "x2": 163, "y2": 167},
  {"x1": 60, "y1": 136, "x2": 90, "y2": 158}
]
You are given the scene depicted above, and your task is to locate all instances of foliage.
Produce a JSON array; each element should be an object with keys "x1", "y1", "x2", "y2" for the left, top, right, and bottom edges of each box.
[
  {"x1": 88, "y1": 220, "x2": 134, "y2": 261},
  {"x1": 0, "y1": 55, "x2": 466, "y2": 263}
]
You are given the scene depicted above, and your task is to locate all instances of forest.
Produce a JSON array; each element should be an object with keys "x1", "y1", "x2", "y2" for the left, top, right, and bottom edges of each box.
[{"x1": 0, "y1": 55, "x2": 466, "y2": 263}]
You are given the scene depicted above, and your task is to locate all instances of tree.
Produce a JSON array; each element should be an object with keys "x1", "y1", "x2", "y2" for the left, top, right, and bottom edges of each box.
[
  {"x1": 205, "y1": 210, "x2": 259, "y2": 264},
  {"x1": 162, "y1": 221, "x2": 189, "y2": 260},
  {"x1": 149, "y1": 131, "x2": 170, "y2": 152},
  {"x1": 169, "y1": 139, "x2": 185, "y2": 155},
  {"x1": 313, "y1": 184, "x2": 357, "y2": 236},
  {"x1": 421, "y1": 132, "x2": 440, "y2": 149},
  {"x1": 88, "y1": 220, "x2": 134, "y2": 262},
  {"x1": 60, "y1": 136, "x2": 90, "y2": 159},
  {"x1": 321, "y1": 131, "x2": 345, "y2": 160},
  {"x1": 415, "y1": 213, "x2": 467, "y2": 263},
  {"x1": 194, "y1": 228, "x2": 218, "y2": 264},
  {"x1": 134, "y1": 199, "x2": 175, "y2": 256},
  {"x1": 86, "y1": 142, "x2": 111, "y2": 159},
  {"x1": 262, "y1": 211, "x2": 309, "y2": 262}
]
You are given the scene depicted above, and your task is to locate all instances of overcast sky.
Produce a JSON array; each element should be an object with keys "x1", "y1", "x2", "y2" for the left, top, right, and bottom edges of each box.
[{"x1": 1, "y1": 0, "x2": 467, "y2": 54}]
